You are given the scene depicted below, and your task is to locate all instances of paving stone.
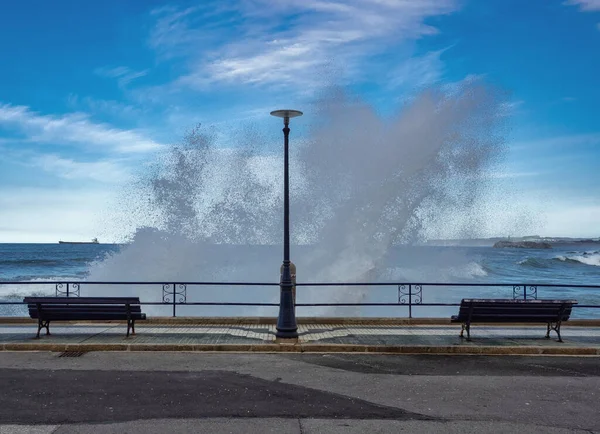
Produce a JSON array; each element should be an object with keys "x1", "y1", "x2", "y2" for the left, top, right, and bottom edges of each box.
[{"x1": 0, "y1": 323, "x2": 598, "y2": 351}]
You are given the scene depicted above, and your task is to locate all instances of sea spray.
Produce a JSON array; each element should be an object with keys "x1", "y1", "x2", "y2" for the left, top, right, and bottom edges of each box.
[{"x1": 88, "y1": 82, "x2": 510, "y2": 316}]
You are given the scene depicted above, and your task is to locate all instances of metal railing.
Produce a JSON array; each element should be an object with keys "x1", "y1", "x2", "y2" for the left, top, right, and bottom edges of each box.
[{"x1": 0, "y1": 281, "x2": 599, "y2": 318}]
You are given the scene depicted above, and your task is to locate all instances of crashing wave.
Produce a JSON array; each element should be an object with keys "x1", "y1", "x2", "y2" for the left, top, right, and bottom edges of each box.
[{"x1": 554, "y1": 253, "x2": 600, "y2": 267}]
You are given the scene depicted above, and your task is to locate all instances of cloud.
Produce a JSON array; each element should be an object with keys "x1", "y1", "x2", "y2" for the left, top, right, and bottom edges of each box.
[
  {"x1": 66, "y1": 94, "x2": 146, "y2": 121},
  {"x1": 95, "y1": 66, "x2": 148, "y2": 87},
  {"x1": 498, "y1": 100, "x2": 525, "y2": 117},
  {"x1": 564, "y1": 0, "x2": 600, "y2": 11},
  {"x1": 0, "y1": 103, "x2": 161, "y2": 153},
  {"x1": 29, "y1": 154, "x2": 133, "y2": 184},
  {"x1": 149, "y1": 0, "x2": 460, "y2": 90},
  {"x1": 388, "y1": 49, "x2": 448, "y2": 91}
]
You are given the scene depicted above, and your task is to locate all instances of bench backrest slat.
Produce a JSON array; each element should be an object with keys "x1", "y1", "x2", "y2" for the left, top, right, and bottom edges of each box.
[{"x1": 24, "y1": 297, "x2": 141, "y2": 305}]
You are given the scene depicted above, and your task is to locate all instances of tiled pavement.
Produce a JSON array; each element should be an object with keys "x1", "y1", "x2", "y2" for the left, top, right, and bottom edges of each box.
[{"x1": 0, "y1": 322, "x2": 599, "y2": 352}]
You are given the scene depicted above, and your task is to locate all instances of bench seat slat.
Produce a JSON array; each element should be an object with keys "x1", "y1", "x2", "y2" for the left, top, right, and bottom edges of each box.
[
  {"x1": 28, "y1": 312, "x2": 147, "y2": 320},
  {"x1": 27, "y1": 305, "x2": 142, "y2": 312},
  {"x1": 455, "y1": 309, "x2": 572, "y2": 317},
  {"x1": 29, "y1": 309, "x2": 143, "y2": 318},
  {"x1": 452, "y1": 315, "x2": 571, "y2": 323},
  {"x1": 462, "y1": 299, "x2": 577, "y2": 304}
]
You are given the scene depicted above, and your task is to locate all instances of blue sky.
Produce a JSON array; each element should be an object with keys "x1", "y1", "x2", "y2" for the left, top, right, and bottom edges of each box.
[{"x1": 1, "y1": 0, "x2": 599, "y2": 242}]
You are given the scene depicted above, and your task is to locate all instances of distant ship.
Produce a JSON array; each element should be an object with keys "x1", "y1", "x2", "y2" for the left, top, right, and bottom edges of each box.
[{"x1": 58, "y1": 238, "x2": 99, "y2": 244}]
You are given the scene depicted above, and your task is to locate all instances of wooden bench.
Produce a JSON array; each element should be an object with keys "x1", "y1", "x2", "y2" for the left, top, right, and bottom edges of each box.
[
  {"x1": 23, "y1": 297, "x2": 146, "y2": 338},
  {"x1": 451, "y1": 299, "x2": 577, "y2": 342}
]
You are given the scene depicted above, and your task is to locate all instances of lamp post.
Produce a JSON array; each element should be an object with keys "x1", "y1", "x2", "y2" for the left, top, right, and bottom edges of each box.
[{"x1": 270, "y1": 109, "x2": 303, "y2": 339}]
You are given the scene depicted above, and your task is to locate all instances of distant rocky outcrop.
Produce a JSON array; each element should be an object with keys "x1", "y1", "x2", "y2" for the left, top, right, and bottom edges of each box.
[{"x1": 493, "y1": 241, "x2": 552, "y2": 249}]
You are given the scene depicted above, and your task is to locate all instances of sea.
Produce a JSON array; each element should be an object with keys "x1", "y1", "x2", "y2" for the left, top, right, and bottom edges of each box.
[{"x1": 1, "y1": 242, "x2": 598, "y2": 318}]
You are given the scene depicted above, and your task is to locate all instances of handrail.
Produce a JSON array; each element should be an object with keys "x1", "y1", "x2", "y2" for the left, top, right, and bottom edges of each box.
[
  {"x1": 1, "y1": 280, "x2": 599, "y2": 288},
  {"x1": 1, "y1": 280, "x2": 599, "y2": 318}
]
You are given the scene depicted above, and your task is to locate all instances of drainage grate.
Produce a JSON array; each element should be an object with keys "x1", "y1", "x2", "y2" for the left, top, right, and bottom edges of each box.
[{"x1": 58, "y1": 351, "x2": 86, "y2": 358}]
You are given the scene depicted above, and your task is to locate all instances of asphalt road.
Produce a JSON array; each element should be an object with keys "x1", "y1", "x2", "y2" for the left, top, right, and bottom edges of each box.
[{"x1": 0, "y1": 353, "x2": 598, "y2": 433}]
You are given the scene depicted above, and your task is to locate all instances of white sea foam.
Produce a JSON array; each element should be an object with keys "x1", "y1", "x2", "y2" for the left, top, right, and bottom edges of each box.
[{"x1": 555, "y1": 253, "x2": 600, "y2": 267}]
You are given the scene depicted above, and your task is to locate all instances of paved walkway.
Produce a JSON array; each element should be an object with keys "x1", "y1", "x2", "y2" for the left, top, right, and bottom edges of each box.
[
  {"x1": 1, "y1": 321, "x2": 599, "y2": 354},
  {"x1": 1, "y1": 353, "x2": 600, "y2": 432}
]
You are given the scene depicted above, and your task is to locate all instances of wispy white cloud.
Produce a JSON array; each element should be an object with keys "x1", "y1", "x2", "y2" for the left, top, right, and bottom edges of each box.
[
  {"x1": 0, "y1": 103, "x2": 161, "y2": 153},
  {"x1": 95, "y1": 66, "x2": 148, "y2": 87},
  {"x1": 66, "y1": 94, "x2": 146, "y2": 121},
  {"x1": 388, "y1": 49, "x2": 448, "y2": 91},
  {"x1": 29, "y1": 154, "x2": 132, "y2": 184},
  {"x1": 149, "y1": 0, "x2": 460, "y2": 90},
  {"x1": 498, "y1": 100, "x2": 525, "y2": 117},
  {"x1": 564, "y1": 0, "x2": 600, "y2": 11}
]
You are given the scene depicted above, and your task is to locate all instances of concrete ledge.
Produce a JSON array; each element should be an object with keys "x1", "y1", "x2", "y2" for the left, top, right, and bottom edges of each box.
[
  {"x1": 2, "y1": 316, "x2": 600, "y2": 326},
  {"x1": 2, "y1": 342, "x2": 599, "y2": 356}
]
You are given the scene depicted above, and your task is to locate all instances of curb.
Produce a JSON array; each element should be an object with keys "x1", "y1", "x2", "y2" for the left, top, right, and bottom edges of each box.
[{"x1": 2, "y1": 342, "x2": 599, "y2": 356}]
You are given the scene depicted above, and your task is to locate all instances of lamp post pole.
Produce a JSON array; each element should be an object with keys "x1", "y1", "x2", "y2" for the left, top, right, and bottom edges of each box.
[{"x1": 270, "y1": 109, "x2": 303, "y2": 339}]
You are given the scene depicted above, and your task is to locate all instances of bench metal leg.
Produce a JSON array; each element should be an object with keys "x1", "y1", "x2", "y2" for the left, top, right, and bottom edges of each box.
[
  {"x1": 548, "y1": 321, "x2": 563, "y2": 343},
  {"x1": 460, "y1": 323, "x2": 471, "y2": 341},
  {"x1": 546, "y1": 322, "x2": 551, "y2": 339},
  {"x1": 36, "y1": 319, "x2": 50, "y2": 338},
  {"x1": 126, "y1": 319, "x2": 136, "y2": 337}
]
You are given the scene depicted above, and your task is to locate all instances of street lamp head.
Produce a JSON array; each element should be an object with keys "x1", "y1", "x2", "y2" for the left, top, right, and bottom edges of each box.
[{"x1": 270, "y1": 109, "x2": 303, "y2": 120}]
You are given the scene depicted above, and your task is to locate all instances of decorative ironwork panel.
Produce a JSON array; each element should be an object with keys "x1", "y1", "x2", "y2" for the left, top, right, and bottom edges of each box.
[
  {"x1": 512, "y1": 285, "x2": 522, "y2": 299},
  {"x1": 55, "y1": 283, "x2": 80, "y2": 297},
  {"x1": 398, "y1": 284, "x2": 423, "y2": 304},
  {"x1": 162, "y1": 284, "x2": 173, "y2": 303},
  {"x1": 513, "y1": 285, "x2": 538, "y2": 300},
  {"x1": 162, "y1": 284, "x2": 187, "y2": 304},
  {"x1": 527, "y1": 285, "x2": 538, "y2": 300},
  {"x1": 174, "y1": 283, "x2": 187, "y2": 303}
]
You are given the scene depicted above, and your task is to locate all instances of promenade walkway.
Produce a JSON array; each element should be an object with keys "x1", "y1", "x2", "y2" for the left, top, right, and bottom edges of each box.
[{"x1": 1, "y1": 319, "x2": 599, "y2": 354}]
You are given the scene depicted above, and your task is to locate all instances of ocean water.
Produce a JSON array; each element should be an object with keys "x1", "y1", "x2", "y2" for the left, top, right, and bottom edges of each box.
[{"x1": 1, "y1": 242, "x2": 598, "y2": 318}]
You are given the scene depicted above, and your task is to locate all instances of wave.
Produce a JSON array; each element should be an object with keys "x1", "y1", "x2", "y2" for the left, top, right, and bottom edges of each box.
[
  {"x1": 0, "y1": 258, "x2": 91, "y2": 266},
  {"x1": 387, "y1": 261, "x2": 488, "y2": 281},
  {"x1": 517, "y1": 257, "x2": 552, "y2": 269},
  {"x1": 518, "y1": 252, "x2": 600, "y2": 268},
  {"x1": 0, "y1": 276, "x2": 84, "y2": 297},
  {"x1": 554, "y1": 253, "x2": 600, "y2": 267},
  {"x1": 0, "y1": 272, "x2": 88, "y2": 283}
]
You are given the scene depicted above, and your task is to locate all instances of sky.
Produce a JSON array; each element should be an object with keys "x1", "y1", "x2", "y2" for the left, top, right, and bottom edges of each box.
[{"x1": 0, "y1": 0, "x2": 599, "y2": 243}]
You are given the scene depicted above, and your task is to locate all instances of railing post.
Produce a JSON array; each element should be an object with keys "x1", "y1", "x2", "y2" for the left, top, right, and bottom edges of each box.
[
  {"x1": 66, "y1": 283, "x2": 70, "y2": 297},
  {"x1": 172, "y1": 283, "x2": 176, "y2": 317},
  {"x1": 408, "y1": 284, "x2": 412, "y2": 319},
  {"x1": 523, "y1": 285, "x2": 527, "y2": 300}
]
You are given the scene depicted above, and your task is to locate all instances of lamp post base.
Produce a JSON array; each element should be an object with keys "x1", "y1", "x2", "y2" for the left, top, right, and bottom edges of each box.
[{"x1": 276, "y1": 262, "x2": 298, "y2": 339}]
